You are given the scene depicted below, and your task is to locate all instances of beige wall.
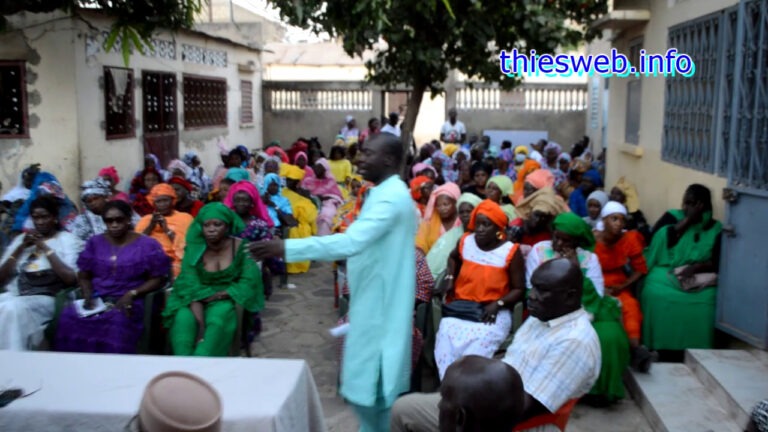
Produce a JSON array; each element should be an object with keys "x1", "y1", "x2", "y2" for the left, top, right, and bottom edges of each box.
[
  {"x1": 0, "y1": 13, "x2": 81, "y2": 199},
  {"x1": 263, "y1": 110, "x2": 374, "y2": 152},
  {"x1": 600, "y1": 0, "x2": 737, "y2": 223}
]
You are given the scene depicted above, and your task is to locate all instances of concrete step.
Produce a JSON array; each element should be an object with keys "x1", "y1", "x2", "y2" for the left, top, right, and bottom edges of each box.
[
  {"x1": 686, "y1": 349, "x2": 768, "y2": 429},
  {"x1": 626, "y1": 363, "x2": 741, "y2": 432}
]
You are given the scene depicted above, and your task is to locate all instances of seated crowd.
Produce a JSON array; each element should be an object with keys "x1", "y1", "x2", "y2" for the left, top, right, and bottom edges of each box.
[{"x1": 0, "y1": 114, "x2": 724, "y2": 429}]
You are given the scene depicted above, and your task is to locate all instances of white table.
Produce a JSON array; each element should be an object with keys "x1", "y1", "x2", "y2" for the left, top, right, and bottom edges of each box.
[{"x1": 0, "y1": 351, "x2": 327, "y2": 432}]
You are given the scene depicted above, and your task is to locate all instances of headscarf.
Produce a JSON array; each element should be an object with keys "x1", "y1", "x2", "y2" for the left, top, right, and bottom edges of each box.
[
  {"x1": 284, "y1": 164, "x2": 306, "y2": 181},
  {"x1": 288, "y1": 140, "x2": 309, "y2": 164},
  {"x1": 182, "y1": 151, "x2": 197, "y2": 167},
  {"x1": 184, "y1": 202, "x2": 246, "y2": 264},
  {"x1": 293, "y1": 151, "x2": 308, "y2": 165},
  {"x1": 334, "y1": 135, "x2": 346, "y2": 147},
  {"x1": 130, "y1": 166, "x2": 162, "y2": 195},
  {"x1": 614, "y1": 176, "x2": 640, "y2": 213},
  {"x1": 583, "y1": 169, "x2": 603, "y2": 188},
  {"x1": 512, "y1": 159, "x2": 542, "y2": 200},
  {"x1": 148, "y1": 183, "x2": 177, "y2": 206},
  {"x1": 558, "y1": 153, "x2": 572, "y2": 164},
  {"x1": 452, "y1": 148, "x2": 471, "y2": 161},
  {"x1": 457, "y1": 192, "x2": 483, "y2": 210},
  {"x1": 412, "y1": 162, "x2": 437, "y2": 178},
  {"x1": 98, "y1": 166, "x2": 120, "y2": 186},
  {"x1": 224, "y1": 168, "x2": 250, "y2": 183},
  {"x1": 81, "y1": 178, "x2": 112, "y2": 198},
  {"x1": 514, "y1": 145, "x2": 529, "y2": 156},
  {"x1": 265, "y1": 146, "x2": 289, "y2": 164},
  {"x1": 2, "y1": 165, "x2": 39, "y2": 202},
  {"x1": 260, "y1": 173, "x2": 283, "y2": 196},
  {"x1": 167, "y1": 159, "x2": 192, "y2": 179},
  {"x1": 525, "y1": 169, "x2": 555, "y2": 189},
  {"x1": 487, "y1": 175, "x2": 513, "y2": 196},
  {"x1": 223, "y1": 180, "x2": 273, "y2": 227},
  {"x1": 140, "y1": 153, "x2": 169, "y2": 181},
  {"x1": 552, "y1": 212, "x2": 596, "y2": 252},
  {"x1": 423, "y1": 183, "x2": 461, "y2": 221},
  {"x1": 410, "y1": 176, "x2": 432, "y2": 201},
  {"x1": 600, "y1": 201, "x2": 628, "y2": 219},
  {"x1": 443, "y1": 144, "x2": 459, "y2": 157},
  {"x1": 168, "y1": 176, "x2": 194, "y2": 193},
  {"x1": 586, "y1": 190, "x2": 609, "y2": 209},
  {"x1": 302, "y1": 158, "x2": 342, "y2": 197},
  {"x1": 235, "y1": 145, "x2": 251, "y2": 168},
  {"x1": 515, "y1": 187, "x2": 569, "y2": 220},
  {"x1": 544, "y1": 141, "x2": 563, "y2": 156},
  {"x1": 468, "y1": 200, "x2": 509, "y2": 235},
  {"x1": 421, "y1": 143, "x2": 436, "y2": 157},
  {"x1": 13, "y1": 172, "x2": 77, "y2": 231}
]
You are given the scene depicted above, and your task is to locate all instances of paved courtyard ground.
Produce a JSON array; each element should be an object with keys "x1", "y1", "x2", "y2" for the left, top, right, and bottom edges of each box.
[{"x1": 250, "y1": 261, "x2": 652, "y2": 431}]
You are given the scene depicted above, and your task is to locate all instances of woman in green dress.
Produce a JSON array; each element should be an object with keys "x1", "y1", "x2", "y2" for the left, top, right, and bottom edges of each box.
[
  {"x1": 163, "y1": 203, "x2": 264, "y2": 356},
  {"x1": 641, "y1": 184, "x2": 722, "y2": 351},
  {"x1": 526, "y1": 212, "x2": 629, "y2": 404}
]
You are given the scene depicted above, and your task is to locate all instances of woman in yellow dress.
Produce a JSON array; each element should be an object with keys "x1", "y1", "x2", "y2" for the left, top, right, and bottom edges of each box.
[{"x1": 281, "y1": 165, "x2": 318, "y2": 274}]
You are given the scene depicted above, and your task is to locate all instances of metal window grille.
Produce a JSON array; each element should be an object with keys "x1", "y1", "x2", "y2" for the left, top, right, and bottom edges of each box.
[
  {"x1": 183, "y1": 75, "x2": 227, "y2": 128},
  {"x1": 240, "y1": 80, "x2": 253, "y2": 125},
  {"x1": 625, "y1": 38, "x2": 643, "y2": 145},
  {"x1": 143, "y1": 71, "x2": 177, "y2": 133},
  {"x1": 104, "y1": 67, "x2": 135, "y2": 139},
  {"x1": 268, "y1": 89, "x2": 372, "y2": 111},
  {"x1": 0, "y1": 61, "x2": 28, "y2": 138},
  {"x1": 456, "y1": 84, "x2": 587, "y2": 111}
]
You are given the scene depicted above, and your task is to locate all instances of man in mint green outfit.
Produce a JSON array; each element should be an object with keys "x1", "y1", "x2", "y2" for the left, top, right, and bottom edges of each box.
[{"x1": 250, "y1": 133, "x2": 416, "y2": 432}]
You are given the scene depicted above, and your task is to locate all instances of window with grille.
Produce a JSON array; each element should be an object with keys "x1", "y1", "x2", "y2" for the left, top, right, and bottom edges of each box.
[
  {"x1": 0, "y1": 61, "x2": 28, "y2": 138},
  {"x1": 241, "y1": 80, "x2": 253, "y2": 125},
  {"x1": 662, "y1": 12, "x2": 723, "y2": 173},
  {"x1": 104, "y1": 67, "x2": 135, "y2": 139},
  {"x1": 183, "y1": 75, "x2": 227, "y2": 129},
  {"x1": 624, "y1": 38, "x2": 643, "y2": 145}
]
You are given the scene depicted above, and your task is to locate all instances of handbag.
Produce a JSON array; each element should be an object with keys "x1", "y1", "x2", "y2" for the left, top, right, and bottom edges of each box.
[
  {"x1": 671, "y1": 266, "x2": 718, "y2": 293},
  {"x1": 17, "y1": 269, "x2": 66, "y2": 297},
  {"x1": 442, "y1": 300, "x2": 486, "y2": 323}
]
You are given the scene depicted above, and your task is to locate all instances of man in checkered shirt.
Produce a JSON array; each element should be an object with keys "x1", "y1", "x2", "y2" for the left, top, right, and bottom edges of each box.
[{"x1": 391, "y1": 258, "x2": 601, "y2": 431}]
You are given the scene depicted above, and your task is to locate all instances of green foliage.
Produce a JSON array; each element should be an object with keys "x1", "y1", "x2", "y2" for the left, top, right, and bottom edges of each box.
[
  {"x1": 1, "y1": 0, "x2": 203, "y2": 65},
  {"x1": 267, "y1": 0, "x2": 608, "y2": 95}
]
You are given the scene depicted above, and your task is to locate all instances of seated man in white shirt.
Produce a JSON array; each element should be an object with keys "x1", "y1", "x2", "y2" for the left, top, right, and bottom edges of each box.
[
  {"x1": 391, "y1": 257, "x2": 601, "y2": 432},
  {"x1": 529, "y1": 139, "x2": 546, "y2": 164},
  {"x1": 440, "y1": 108, "x2": 467, "y2": 145},
  {"x1": 381, "y1": 112, "x2": 401, "y2": 137}
]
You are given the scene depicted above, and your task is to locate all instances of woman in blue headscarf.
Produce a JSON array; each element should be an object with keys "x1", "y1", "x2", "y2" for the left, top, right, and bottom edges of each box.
[
  {"x1": 259, "y1": 173, "x2": 294, "y2": 230},
  {"x1": 13, "y1": 172, "x2": 78, "y2": 234},
  {"x1": 569, "y1": 169, "x2": 604, "y2": 218}
]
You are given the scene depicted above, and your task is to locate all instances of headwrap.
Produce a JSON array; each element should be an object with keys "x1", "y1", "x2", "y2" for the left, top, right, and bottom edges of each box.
[
  {"x1": 168, "y1": 176, "x2": 194, "y2": 192},
  {"x1": 512, "y1": 159, "x2": 542, "y2": 202},
  {"x1": 452, "y1": 148, "x2": 471, "y2": 161},
  {"x1": 423, "y1": 183, "x2": 461, "y2": 221},
  {"x1": 235, "y1": 145, "x2": 250, "y2": 166},
  {"x1": 487, "y1": 175, "x2": 513, "y2": 196},
  {"x1": 224, "y1": 168, "x2": 250, "y2": 183},
  {"x1": 265, "y1": 140, "x2": 281, "y2": 150},
  {"x1": 260, "y1": 173, "x2": 283, "y2": 196},
  {"x1": 182, "y1": 151, "x2": 197, "y2": 167},
  {"x1": 167, "y1": 159, "x2": 192, "y2": 179},
  {"x1": 345, "y1": 115, "x2": 354, "y2": 123},
  {"x1": 131, "y1": 166, "x2": 162, "y2": 195},
  {"x1": 544, "y1": 141, "x2": 563, "y2": 156},
  {"x1": 558, "y1": 153, "x2": 572, "y2": 163},
  {"x1": 293, "y1": 151, "x2": 308, "y2": 165},
  {"x1": 302, "y1": 158, "x2": 342, "y2": 197},
  {"x1": 334, "y1": 135, "x2": 346, "y2": 147},
  {"x1": 412, "y1": 162, "x2": 437, "y2": 178},
  {"x1": 586, "y1": 190, "x2": 609, "y2": 209},
  {"x1": 98, "y1": 166, "x2": 120, "y2": 186},
  {"x1": 287, "y1": 140, "x2": 309, "y2": 164},
  {"x1": 284, "y1": 164, "x2": 306, "y2": 181},
  {"x1": 148, "y1": 183, "x2": 177, "y2": 206},
  {"x1": 443, "y1": 144, "x2": 459, "y2": 157},
  {"x1": 184, "y1": 203, "x2": 246, "y2": 263},
  {"x1": 81, "y1": 178, "x2": 112, "y2": 198},
  {"x1": 571, "y1": 159, "x2": 590, "y2": 173},
  {"x1": 614, "y1": 176, "x2": 640, "y2": 213},
  {"x1": 525, "y1": 169, "x2": 555, "y2": 189},
  {"x1": 421, "y1": 143, "x2": 436, "y2": 156},
  {"x1": 12, "y1": 172, "x2": 60, "y2": 231},
  {"x1": 145, "y1": 154, "x2": 163, "y2": 171},
  {"x1": 265, "y1": 146, "x2": 289, "y2": 164},
  {"x1": 223, "y1": 180, "x2": 273, "y2": 227},
  {"x1": 553, "y1": 212, "x2": 596, "y2": 252},
  {"x1": 515, "y1": 187, "x2": 569, "y2": 220},
  {"x1": 457, "y1": 192, "x2": 483, "y2": 210},
  {"x1": 514, "y1": 145, "x2": 529, "y2": 156},
  {"x1": 468, "y1": 199, "x2": 509, "y2": 235},
  {"x1": 583, "y1": 169, "x2": 604, "y2": 188},
  {"x1": 600, "y1": 201, "x2": 628, "y2": 219},
  {"x1": 410, "y1": 176, "x2": 432, "y2": 201}
]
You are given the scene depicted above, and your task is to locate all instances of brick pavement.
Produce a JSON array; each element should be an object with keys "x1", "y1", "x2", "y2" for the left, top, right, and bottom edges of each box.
[{"x1": 250, "y1": 261, "x2": 651, "y2": 432}]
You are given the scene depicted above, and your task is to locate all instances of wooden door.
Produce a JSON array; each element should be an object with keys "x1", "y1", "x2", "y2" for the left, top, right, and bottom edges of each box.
[{"x1": 142, "y1": 71, "x2": 178, "y2": 168}]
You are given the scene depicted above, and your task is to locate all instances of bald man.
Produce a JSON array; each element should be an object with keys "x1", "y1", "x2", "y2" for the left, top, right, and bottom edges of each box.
[
  {"x1": 392, "y1": 258, "x2": 601, "y2": 431},
  {"x1": 438, "y1": 355, "x2": 525, "y2": 432}
]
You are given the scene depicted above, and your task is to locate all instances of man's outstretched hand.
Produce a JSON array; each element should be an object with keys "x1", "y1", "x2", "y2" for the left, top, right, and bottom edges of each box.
[{"x1": 249, "y1": 239, "x2": 286, "y2": 260}]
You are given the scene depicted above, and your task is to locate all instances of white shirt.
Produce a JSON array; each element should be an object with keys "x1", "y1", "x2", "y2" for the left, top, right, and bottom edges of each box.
[
  {"x1": 440, "y1": 120, "x2": 466, "y2": 143},
  {"x1": 381, "y1": 124, "x2": 401, "y2": 137},
  {"x1": 525, "y1": 241, "x2": 605, "y2": 297},
  {"x1": 530, "y1": 149, "x2": 545, "y2": 164},
  {"x1": 503, "y1": 308, "x2": 601, "y2": 414}
]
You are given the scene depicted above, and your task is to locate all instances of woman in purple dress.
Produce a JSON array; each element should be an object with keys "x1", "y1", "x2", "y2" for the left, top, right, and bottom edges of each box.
[{"x1": 55, "y1": 201, "x2": 170, "y2": 353}]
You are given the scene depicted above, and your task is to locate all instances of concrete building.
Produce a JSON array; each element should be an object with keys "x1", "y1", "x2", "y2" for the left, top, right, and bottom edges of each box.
[{"x1": 0, "y1": 9, "x2": 263, "y2": 198}]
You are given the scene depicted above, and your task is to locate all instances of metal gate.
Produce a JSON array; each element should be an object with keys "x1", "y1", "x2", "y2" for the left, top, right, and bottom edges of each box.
[{"x1": 716, "y1": 0, "x2": 768, "y2": 348}]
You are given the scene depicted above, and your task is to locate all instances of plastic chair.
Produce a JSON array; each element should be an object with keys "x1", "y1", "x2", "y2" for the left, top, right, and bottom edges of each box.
[{"x1": 512, "y1": 398, "x2": 579, "y2": 432}]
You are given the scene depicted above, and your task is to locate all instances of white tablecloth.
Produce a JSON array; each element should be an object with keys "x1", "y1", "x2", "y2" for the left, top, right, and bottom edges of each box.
[{"x1": 0, "y1": 351, "x2": 327, "y2": 432}]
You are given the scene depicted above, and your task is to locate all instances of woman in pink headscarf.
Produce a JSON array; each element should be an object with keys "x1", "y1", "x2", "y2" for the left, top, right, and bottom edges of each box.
[
  {"x1": 98, "y1": 166, "x2": 130, "y2": 203},
  {"x1": 293, "y1": 151, "x2": 314, "y2": 179},
  {"x1": 415, "y1": 182, "x2": 461, "y2": 254},
  {"x1": 301, "y1": 158, "x2": 344, "y2": 236}
]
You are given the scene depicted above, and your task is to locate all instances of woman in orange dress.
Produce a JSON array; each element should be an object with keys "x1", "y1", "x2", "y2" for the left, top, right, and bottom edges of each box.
[{"x1": 594, "y1": 201, "x2": 654, "y2": 372}]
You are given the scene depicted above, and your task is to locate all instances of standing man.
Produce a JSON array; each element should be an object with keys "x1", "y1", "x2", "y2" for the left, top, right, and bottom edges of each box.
[
  {"x1": 440, "y1": 108, "x2": 467, "y2": 145},
  {"x1": 249, "y1": 134, "x2": 416, "y2": 432},
  {"x1": 381, "y1": 112, "x2": 401, "y2": 137}
]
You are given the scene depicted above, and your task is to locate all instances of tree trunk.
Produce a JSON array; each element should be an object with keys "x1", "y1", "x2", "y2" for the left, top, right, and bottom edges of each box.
[{"x1": 399, "y1": 82, "x2": 427, "y2": 176}]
